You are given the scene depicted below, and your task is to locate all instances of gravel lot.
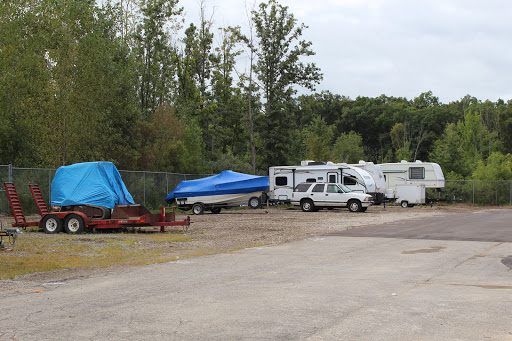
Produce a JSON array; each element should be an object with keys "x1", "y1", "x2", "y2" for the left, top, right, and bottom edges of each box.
[{"x1": 0, "y1": 204, "x2": 488, "y2": 288}]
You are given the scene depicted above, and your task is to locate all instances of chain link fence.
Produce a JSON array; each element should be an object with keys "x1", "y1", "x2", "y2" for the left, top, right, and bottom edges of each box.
[{"x1": 1, "y1": 164, "x2": 512, "y2": 216}]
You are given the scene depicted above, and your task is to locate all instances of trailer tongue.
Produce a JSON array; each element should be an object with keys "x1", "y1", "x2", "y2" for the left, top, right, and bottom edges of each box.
[{"x1": 4, "y1": 182, "x2": 191, "y2": 234}]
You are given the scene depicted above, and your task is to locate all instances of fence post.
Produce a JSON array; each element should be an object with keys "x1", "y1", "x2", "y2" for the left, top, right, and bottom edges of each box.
[
  {"x1": 143, "y1": 172, "x2": 146, "y2": 206},
  {"x1": 49, "y1": 169, "x2": 52, "y2": 205},
  {"x1": 8, "y1": 164, "x2": 12, "y2": 183},
  {"x1": 472, "y1": 180, "x2": 475, "y2": 205}
]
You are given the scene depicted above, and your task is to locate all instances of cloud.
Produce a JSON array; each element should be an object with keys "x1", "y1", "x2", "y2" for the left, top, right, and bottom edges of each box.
[{"x1": 180, "y1": 0, "x2": 512, "y2": 103}]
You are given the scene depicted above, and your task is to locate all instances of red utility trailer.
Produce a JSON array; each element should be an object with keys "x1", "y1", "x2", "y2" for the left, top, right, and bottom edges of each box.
[{"x1": 4, "y1": 182, "x2": 191, "y2": 234}]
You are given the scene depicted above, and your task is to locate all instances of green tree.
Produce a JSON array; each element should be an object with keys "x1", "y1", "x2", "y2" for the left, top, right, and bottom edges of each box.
[
  {"x1": 332, "y1": 131, "x2": 366, "y2": 163},
  {"x1": 134, "y1": 0, "x2": 183, "y2": 116},
  {"x1": 251, "y1": 0, "x2": 322, "y2": 168},
  {"x1": 303, "y1": 117, "x2": 333, "y2": 161}
]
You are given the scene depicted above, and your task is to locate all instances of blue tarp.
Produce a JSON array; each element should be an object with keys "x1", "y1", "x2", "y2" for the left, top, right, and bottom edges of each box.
[
  {"x1": 51, "y1": 162, "x2": 135, "y2": 209},
  {"x1": 165, "y1": 171, "x2": 269, "y2": 201}
]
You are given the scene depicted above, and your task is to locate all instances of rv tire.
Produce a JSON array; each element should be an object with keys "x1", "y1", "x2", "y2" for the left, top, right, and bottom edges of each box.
[
  {"x1": 401, "y1": 201, "x2": 409, "y2": 208},
  {"x1": 211, "y1": 207, "x2": 222, "y2": 214},
  {"x1": 192, "y1": 203, "x2": 205, "y2": 215}
]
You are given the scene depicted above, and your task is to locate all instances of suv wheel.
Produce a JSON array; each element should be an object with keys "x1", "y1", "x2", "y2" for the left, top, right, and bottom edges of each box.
[
  {"x1": 301, "y1": 199, "x2": 315, "y2": 212},
  {"x1": 348, "y1": 200, "x2": 362, "y2": 212}
]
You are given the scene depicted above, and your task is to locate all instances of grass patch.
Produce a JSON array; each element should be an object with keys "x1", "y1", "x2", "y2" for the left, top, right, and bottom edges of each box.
[{"x1": 0, "y1": 231, "x2": 193, "y2": 280}]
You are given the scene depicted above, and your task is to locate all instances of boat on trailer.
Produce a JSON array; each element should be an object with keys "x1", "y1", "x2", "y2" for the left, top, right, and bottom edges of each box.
[{"x1": 165, "y1": 171, "x2": 269, "y2": 215}]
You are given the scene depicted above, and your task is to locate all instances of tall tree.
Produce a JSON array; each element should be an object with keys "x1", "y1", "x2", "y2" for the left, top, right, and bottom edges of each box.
[
  {"x1": 250, "y1": 0, "x2": 322, "y2": 169},
  {"x1": 134, "y1": 0, "x2": 183, "y2": 116}
]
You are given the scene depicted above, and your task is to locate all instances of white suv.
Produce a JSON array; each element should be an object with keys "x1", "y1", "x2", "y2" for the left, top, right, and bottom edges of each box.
[{"x1": 290, "y1": 182, "x2": 373, "y2": 212}]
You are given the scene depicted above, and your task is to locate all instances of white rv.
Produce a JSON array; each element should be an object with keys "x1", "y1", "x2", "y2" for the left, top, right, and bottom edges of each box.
[
  {"x1": 268, "y1": 161, "x2": 377, "y2": 203},
  {"x1": 347, "y1": 161, "x2": 387, "y2": 204},
  {"x1": 379, "y1": 160, "x2": 445, "y2": 207}
]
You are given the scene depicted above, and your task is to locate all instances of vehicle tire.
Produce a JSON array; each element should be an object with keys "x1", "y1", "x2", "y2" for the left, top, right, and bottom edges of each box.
[
  {"x1": 192, "y1": 203, "x2": 205, "y2": 215},
  {"x1": 348, "y1": 200, "x2": 362, "y2": 213},
  {"x1": 64, "y1": 214, "x2": 85, "y2": 234},
  {"x1": 360, "y1": 207, "x2": 368, "y2": 212},
  {"x1": 211, "y1": 207, "x2": 222, "y2": 214},
  {"x1": 401, "y1": 200, "x2": 409, "y2": 208},
  {"x1": 301, "y1": 199, "x2": 315, "y2": 212},
  {"x1": 248, "y1": 196, "x2": 260, "y2": 209},
  {"x1": 41, "y1": 214, "x2": 63, "y2": 234}
]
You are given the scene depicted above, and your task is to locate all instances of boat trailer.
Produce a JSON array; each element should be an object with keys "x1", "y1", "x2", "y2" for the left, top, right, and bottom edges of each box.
[{"x1": 3, "y1": 182, "x2": 191, "y2": 234}]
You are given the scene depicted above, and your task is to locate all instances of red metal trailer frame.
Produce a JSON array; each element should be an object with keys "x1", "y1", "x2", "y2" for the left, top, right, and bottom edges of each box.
[{"x1": 4, "y1": 182, "x2": 191, "y2": 233}]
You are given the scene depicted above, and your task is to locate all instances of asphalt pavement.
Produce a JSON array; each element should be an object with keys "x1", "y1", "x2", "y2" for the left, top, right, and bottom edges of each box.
[{"x1": 1, "y1": 209, "x2": 511, "y2": 340}]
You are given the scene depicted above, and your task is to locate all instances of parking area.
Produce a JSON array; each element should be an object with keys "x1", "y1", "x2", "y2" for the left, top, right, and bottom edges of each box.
[{"x1": 1, "y1": 208, "x2": 511, "y2": 340}]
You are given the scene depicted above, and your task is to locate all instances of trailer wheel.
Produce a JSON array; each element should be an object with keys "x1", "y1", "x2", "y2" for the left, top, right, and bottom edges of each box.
[
  {"x1": 401, "y1": 200, "x2": 409, "y2": 208},
  {"x1": 64, "y1": 214, "x2": 85, "y2": 234},
  {"x1": 248, "y1": 196, "x2": 260, "y2": 209},
  {"x1": 41, "y1": 214, "x2": 63, "y2": 234},
  {"x1": 348, "y1": 200, "x2": 362, "y2": 213},
  {"x1": 192, "y1": 203, "x2": 204, "y2": 215},
  {"x1": 301, "y1": 199, "x2": 315, "y2": 212},
  {"x1": 211, "y1": 207, "x2": 222, "y2": 214},
  {"x1": 360, "y1": 207, "x2": 368, "y2": 212}
]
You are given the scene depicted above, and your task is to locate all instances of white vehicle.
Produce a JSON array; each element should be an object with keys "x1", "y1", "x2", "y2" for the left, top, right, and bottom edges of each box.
[
  {"x1": 346, "y1": 161, "x2": 387, "y2": 204},
  {"x1": 268, "y1": 161, "x2": 377, "y2": 203},
  {"x1": 394, "y1": 185, "x2": 426, "y2": 208},
  {"x1": 290, "y1": 182, "x2": 373, "y2": 212},
  {"x1": 379, "y1": 160, "x2": 445, "y2": 189},
  {"x1": 379, "y1": 160, "x2": 445, "y2": 207}
]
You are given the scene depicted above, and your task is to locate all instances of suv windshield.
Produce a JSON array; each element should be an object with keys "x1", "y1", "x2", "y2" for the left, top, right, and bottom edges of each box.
[{"x1": 339, "y1": 184, "x2": 351, "y2": 193}]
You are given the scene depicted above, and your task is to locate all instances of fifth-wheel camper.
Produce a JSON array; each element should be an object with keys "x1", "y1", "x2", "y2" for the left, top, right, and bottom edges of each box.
[
  {"x1": 268, "y1": 161, "x2": 379, "y2": 203},
  {"x1": 346, "y1": 161, "x2": 387, "y2": 204},
  {"x1": 378, "y1": 160, "x2": 445, "y2": 207}
]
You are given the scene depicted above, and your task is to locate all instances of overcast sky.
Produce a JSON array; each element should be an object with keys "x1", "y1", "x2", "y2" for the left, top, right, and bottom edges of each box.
[{"x1": 179, "y1": 0, "x2": 512, "y2": 104}]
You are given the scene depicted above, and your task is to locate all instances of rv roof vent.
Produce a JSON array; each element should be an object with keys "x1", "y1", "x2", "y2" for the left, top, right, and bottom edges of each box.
[
  {"x1": 415, "y1": 160, "x2": 423, "y2": 163},
  {"x1": 307, "y1": 161, "x2": 327, "y2": 166},
  {"x1": 358, "y1": 160, "x2": 366, "y2": 164},
  {"x1": 400, "y1": 160, "x2": 408, "y2": 163},
  {"x1": 326, "y1": 161, "x2": 334, "y2": 165}
]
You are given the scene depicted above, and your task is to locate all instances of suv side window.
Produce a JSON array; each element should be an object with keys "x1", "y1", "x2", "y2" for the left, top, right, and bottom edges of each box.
[
  {"x1": 327, "y1": 184, "x2": 339, "y2": 193},
  {"x1": 312, "y1": 184, "x2": 325, "y2": 193},
  {"x1": 294, "y1": 183, "x2": 312, "y2": 192}
]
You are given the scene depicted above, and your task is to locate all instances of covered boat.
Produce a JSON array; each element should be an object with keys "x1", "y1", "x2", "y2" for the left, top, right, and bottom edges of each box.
[
  {"x1": 165, "y1": 170, "x2": 269, "y2": 214},
  {"x1": 51, "y1": 162, "x2": 135, "y2": 218}
]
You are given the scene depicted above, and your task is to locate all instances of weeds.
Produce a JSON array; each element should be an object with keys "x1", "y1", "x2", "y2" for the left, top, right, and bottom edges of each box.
[{"x1": 0, "y1": 231, "x2": 193, "y2": 280}]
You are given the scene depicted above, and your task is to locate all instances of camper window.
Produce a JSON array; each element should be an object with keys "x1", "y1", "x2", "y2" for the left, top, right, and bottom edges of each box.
[
  {"x1": 312, "y1": 184, "x2": 325, "y2": 192},
  {"x1": 409, "y1": 167, "x2": 425, "y2": 179},
  {"x1": 276, "y1": 177, "x2": 288, "y2": 186},
  {"x1": 295, "y1": 183, "x2": 312, "y2": 192},
  {"x1": 343, "y1": 176, "x2": 357, "y2": 186}
]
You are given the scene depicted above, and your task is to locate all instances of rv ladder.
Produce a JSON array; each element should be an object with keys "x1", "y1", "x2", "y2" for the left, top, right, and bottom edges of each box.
[{"x1": 29, "y1": 184, "x2": 49, "y2": 216}]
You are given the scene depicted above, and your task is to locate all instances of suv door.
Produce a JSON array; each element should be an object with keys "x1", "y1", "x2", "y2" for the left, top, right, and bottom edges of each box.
[
  {"x1": 309, "y1": 183, "x2": 325, "y2": 204},
  {"x1": 324, "y1": 184, "x2": 349, "y2": 207}
]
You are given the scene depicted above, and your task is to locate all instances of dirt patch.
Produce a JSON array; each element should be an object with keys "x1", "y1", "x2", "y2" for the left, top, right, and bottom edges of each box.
[{"x1": 0, "y1": 204, "x2": 497, "y2": 288}]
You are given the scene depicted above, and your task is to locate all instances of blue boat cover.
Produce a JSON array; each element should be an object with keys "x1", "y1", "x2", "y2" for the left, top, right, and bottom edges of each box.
[
  {"x1": 165, "y1": 171, "x2": 269, "y2": 201},
  {"x1": 51, "y1": 162, "x2": 135, "y2": 209}
]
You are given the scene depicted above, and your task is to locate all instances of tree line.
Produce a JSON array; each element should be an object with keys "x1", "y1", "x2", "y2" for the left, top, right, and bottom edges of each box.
[{"x1": 2, "y1": 0, "x2": 512, "y2": 182}]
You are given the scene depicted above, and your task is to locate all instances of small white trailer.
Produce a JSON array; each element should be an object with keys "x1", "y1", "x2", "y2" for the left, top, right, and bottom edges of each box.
[{"x1": 393, "y1": 185, "x2": 426, "y2": 208}]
